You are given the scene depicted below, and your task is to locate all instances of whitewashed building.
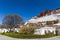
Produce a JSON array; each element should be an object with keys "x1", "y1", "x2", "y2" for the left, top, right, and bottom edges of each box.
[
  {"x1": 0, "y1": 24, "x2": 20, "y2": 33},
  {"x1": 0, "y1": 28, "x2": 9, "y2": 33},
  {"x1": 0, "y1": 25, "x2": 9, "y2": 33},
  {"x1": 24, "y1": 8, "x2": 60, "y2": 35}
]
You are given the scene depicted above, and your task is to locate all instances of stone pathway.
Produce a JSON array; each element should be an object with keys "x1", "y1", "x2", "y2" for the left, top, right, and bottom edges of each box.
[{"x1": 0, "y1": 35, "x2": 60, "y2": 40}]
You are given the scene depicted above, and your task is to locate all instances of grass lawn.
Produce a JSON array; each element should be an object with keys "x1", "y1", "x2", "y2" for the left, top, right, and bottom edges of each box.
[{"x1": 0, "y1": 32, "x2": 56, "y2": 39}]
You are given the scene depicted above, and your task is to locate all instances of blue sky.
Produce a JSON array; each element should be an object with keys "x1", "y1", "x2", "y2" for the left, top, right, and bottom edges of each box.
[{"x1": 0, "y1": 0, "x2": 60, "y2": 24}]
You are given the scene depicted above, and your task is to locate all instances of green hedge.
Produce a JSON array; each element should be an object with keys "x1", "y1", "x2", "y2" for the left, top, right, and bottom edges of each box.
[{"x1": 2, "y1": 32, "x2": 56, "y2": 39}]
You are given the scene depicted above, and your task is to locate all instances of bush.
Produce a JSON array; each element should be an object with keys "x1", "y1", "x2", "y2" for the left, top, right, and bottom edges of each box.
[
  {"x1": 19, "y1": 25, "x2": 35, "y2": 34},
  {"x1": 3, "y1": 32, "x2": 56, "y2": 39}
]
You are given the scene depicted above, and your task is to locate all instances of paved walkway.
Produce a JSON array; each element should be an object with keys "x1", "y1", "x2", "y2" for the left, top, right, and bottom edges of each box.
[{"x1": 0, "y1": 35, "x2": 60, "y2": 40}]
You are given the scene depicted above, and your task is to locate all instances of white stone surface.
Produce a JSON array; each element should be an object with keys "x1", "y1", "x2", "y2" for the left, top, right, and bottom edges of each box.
[
  {"x1": 24, "y1": 14, "x2": 58, "y2": 25},
  {"x1": 34, "y1": 27, "x2": 56, "y2": 35}
]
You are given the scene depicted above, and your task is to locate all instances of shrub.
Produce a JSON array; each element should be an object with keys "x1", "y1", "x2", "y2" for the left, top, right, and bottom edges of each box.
[{"x1": 19, "y1": 25, "x2": 35, "y2": 34}]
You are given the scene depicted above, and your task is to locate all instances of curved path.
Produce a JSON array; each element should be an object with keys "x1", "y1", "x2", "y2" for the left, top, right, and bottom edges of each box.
[{"x1": 0, "y1": 35, "x2": 60, "y2": 40}]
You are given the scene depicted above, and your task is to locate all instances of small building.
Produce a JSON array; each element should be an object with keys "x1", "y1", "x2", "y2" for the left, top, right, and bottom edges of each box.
[
  {"x1": 0, "y1": 25, "x2": 9, "y2": 33},
  {"x1": 11, "y1": 28, "x2": 20, "y2": 32},
  {"x1": 0, "y1": 28, "x2": 9, "y2": 33},
  {"x1": 0, "y1": 24, "x2": 20, "y2": 33}
]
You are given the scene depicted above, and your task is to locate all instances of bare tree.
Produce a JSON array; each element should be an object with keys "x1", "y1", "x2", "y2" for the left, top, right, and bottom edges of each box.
[{"x1": 2, "y1": 14, "x2": 22, "y2": 32}]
